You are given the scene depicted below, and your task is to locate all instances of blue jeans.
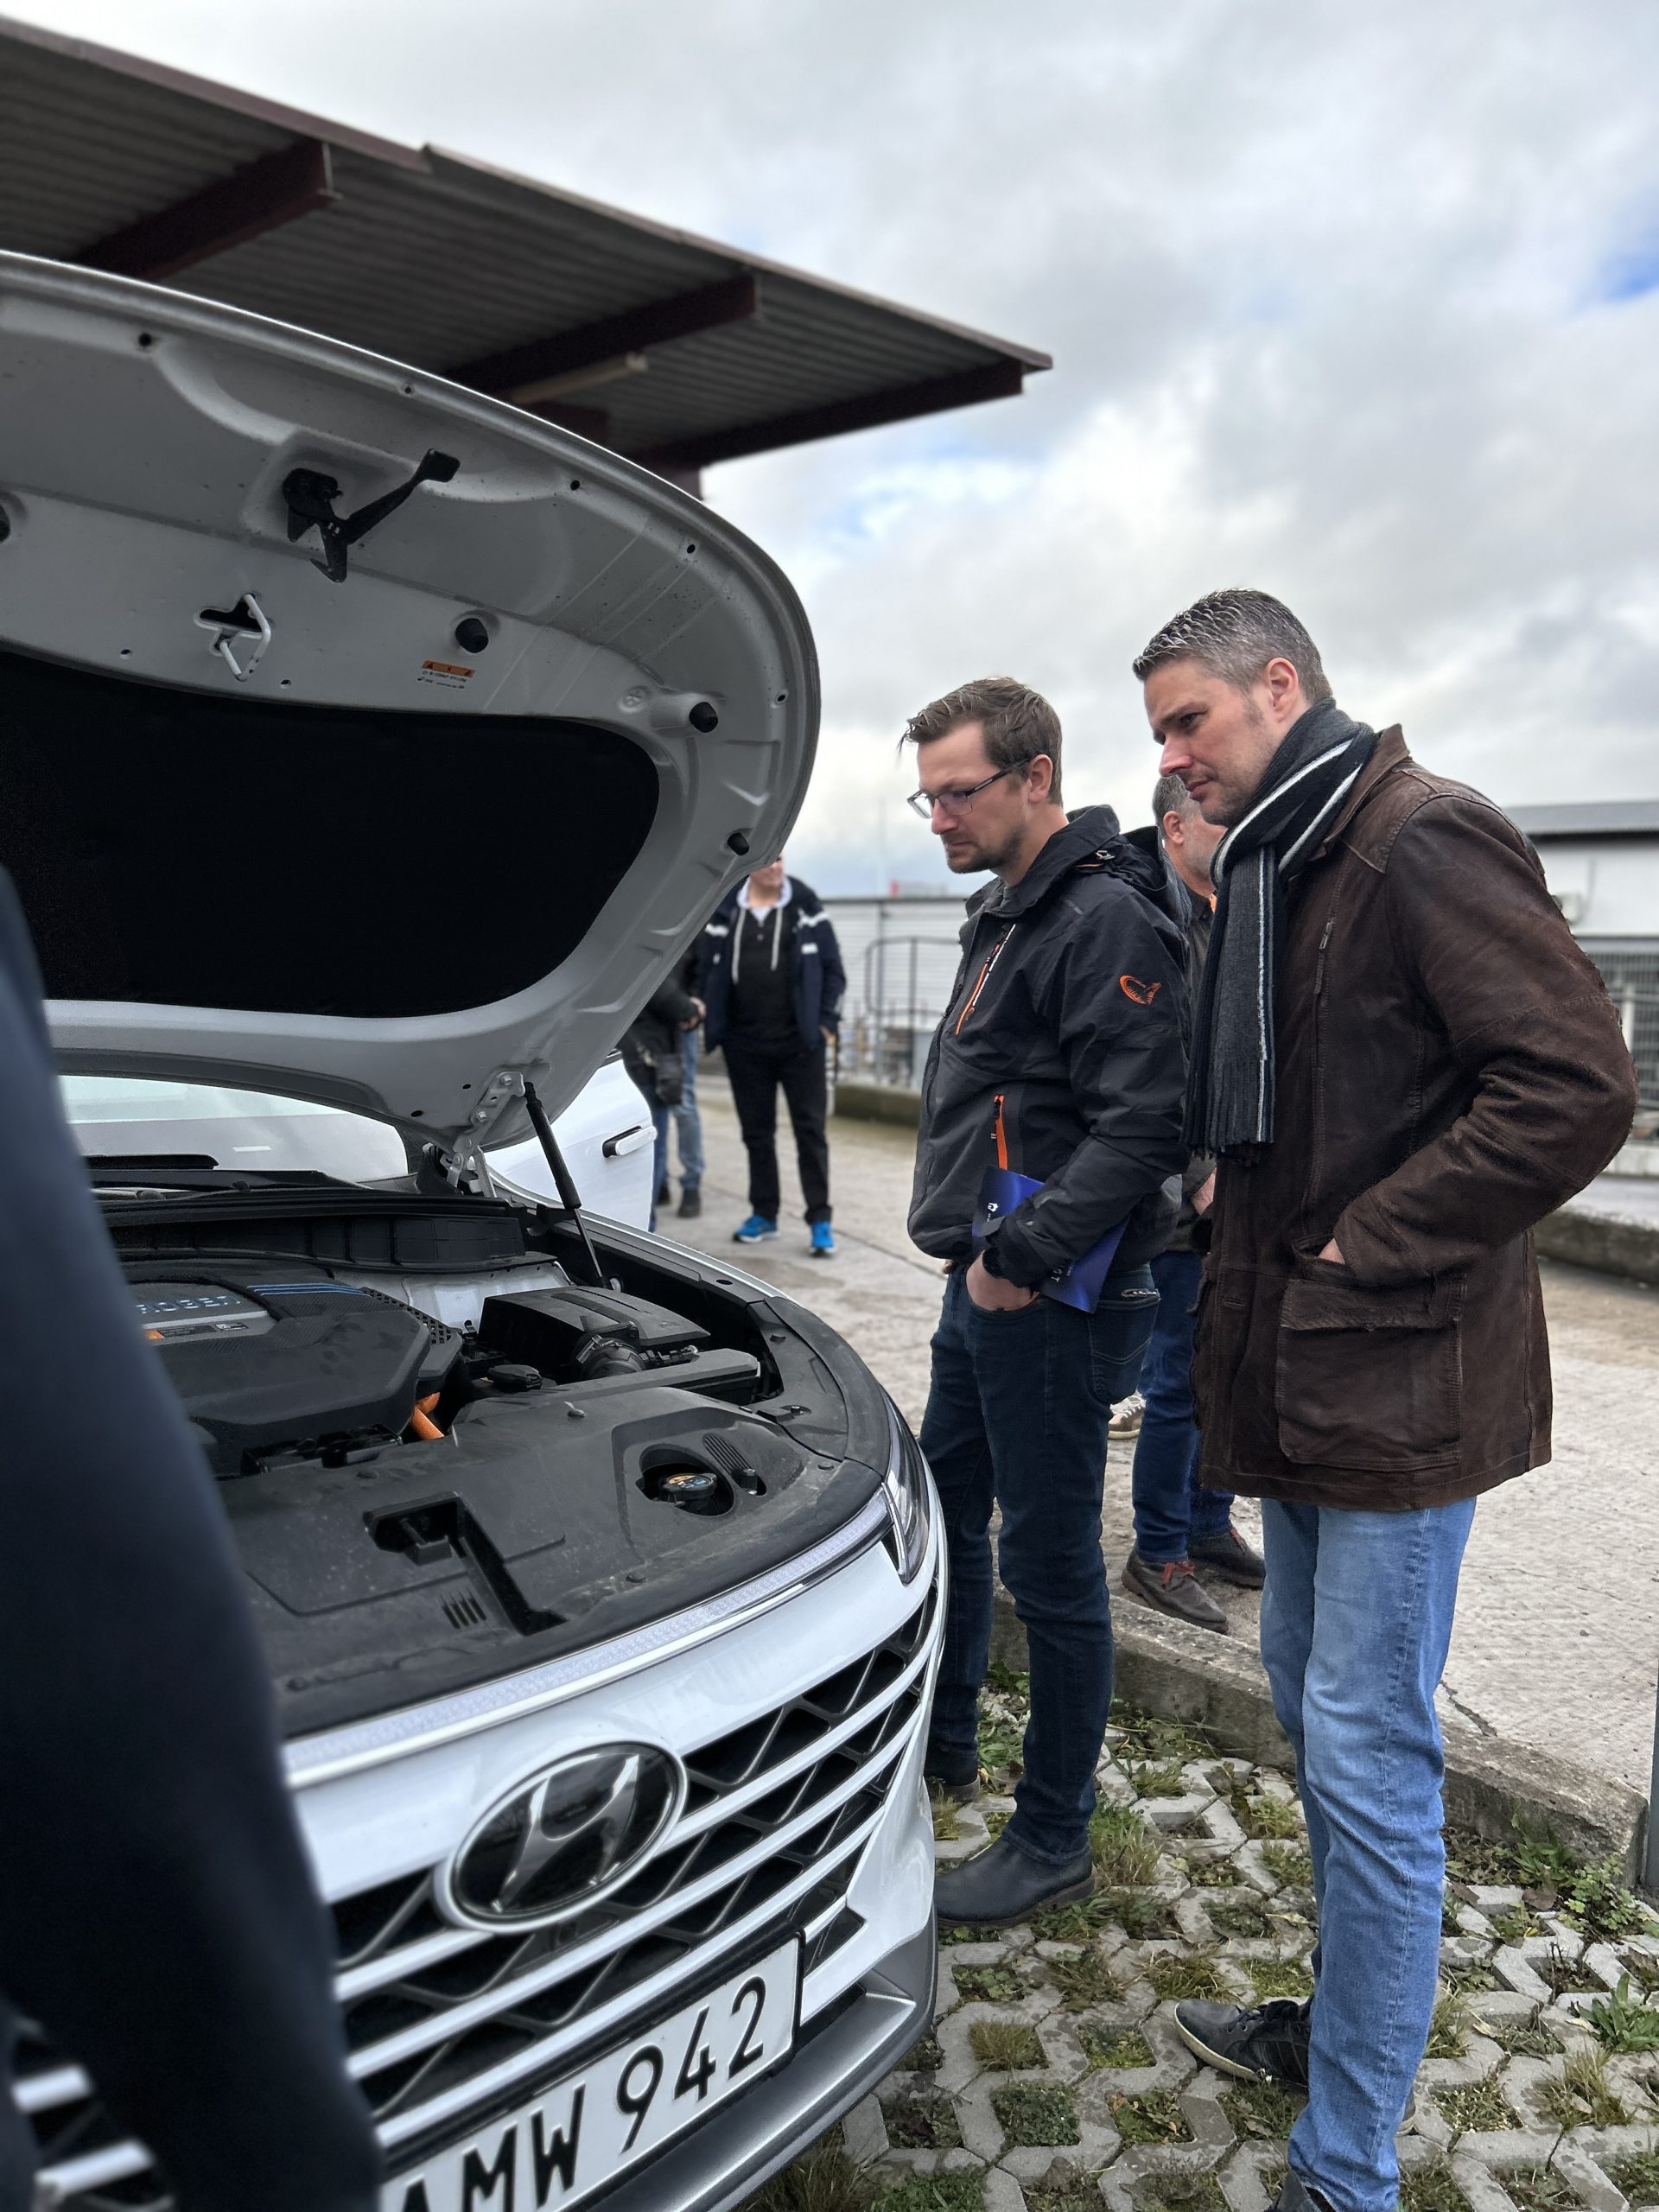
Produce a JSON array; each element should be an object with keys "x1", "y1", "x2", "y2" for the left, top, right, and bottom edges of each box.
[
  {"x1": 1129, "y1": 1249, "x2": 1234, "y2": 1562},
  {"x1": 1261, "y1": 1497, "x2": 1476, "y2": 2212},
  {"x1": 922, "y1": 1266, "x2": 1159, "y2": 1863},
  {"x1": 675, "y1": 1032, "x2": 704, "y2": 1191}
]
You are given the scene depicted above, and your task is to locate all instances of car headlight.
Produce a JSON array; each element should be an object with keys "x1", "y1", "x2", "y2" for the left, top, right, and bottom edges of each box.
[{"x1": 881, "y1": 1398, "x2": 933, "y2": 1583}]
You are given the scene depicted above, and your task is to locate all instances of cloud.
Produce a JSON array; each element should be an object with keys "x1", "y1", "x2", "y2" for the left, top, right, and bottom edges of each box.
[{"x1": 14, "y1": 0, "x2": 1659, "y2": 889}]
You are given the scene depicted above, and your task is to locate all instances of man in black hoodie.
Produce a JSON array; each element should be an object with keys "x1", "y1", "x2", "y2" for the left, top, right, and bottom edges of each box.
[{"x1": 905, "y1": 678, "x2": 1189, "y2": 1926}]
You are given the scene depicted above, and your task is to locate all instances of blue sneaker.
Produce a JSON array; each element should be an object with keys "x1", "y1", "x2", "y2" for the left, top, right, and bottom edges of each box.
[
  {"x1": 733, "y1": 1215, "x2": 778, "y2": 1243},
  {"x1": 810, "y1": 1222, "x2": 836, "y2": 1258}
]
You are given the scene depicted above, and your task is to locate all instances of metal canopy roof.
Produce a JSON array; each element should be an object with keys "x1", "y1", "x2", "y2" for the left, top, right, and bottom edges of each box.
[
  {"x1": 0, "y1": 14, "x2": 1050, "y2": 489},
  {"x1": 1509, "y1": 802, "x2": 1659, "y2": 841}
]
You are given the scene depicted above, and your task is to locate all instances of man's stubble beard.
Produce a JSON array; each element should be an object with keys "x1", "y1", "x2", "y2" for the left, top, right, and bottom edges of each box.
[
  {"x1": 943, "y1": 824, "x2": 1024, "y2": 878},
  {"x1": 1200, "y1": 694, "x2": 1273, "y2": 830}
]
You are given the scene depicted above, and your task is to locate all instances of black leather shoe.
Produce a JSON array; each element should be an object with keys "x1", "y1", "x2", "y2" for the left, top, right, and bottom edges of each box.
[
  {"x1": 934, "y1": 1834, "x2": 1093, "y2": 1929},
  {"x1": 676, "y1": 1186, "x2": 702, "y2": 1219},
  {"x1": 1273, "y1": 2169, "x2": 1333, "y2": 2212},
  {"x1": 1188, "y1": 1524, "x2": 1267, "y2": 1587},
  {"x1": 1174, "y1": 1996, "x2": 1311, "y2": 2088},
  {"x1": 924, "y1": 1754, "x2": 979, "y2": 1804}
]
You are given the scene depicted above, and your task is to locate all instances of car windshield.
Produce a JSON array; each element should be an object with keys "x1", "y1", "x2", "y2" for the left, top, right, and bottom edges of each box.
[{"x1": 60, "y1": 1076, "x2": 408, "y2": 1183}]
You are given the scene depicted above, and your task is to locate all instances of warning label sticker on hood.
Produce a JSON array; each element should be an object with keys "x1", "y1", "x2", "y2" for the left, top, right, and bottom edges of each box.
[{"x1": 419, "y1": 659, "x2": 474, "y2": 689}]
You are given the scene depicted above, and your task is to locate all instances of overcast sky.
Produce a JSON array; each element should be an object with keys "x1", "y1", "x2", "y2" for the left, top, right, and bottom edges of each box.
[{"x1": 15, "y1": 0, "x2": 1659, "y2": 890}]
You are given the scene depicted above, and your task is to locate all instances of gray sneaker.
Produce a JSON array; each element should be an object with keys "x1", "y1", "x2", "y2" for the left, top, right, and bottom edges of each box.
[{"x1": 1122, "y1": 1548, "x2": 1228, "y2": 1633}]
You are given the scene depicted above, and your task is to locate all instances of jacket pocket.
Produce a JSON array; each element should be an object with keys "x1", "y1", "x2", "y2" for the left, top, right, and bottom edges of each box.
[
  {"x1": 1275, "y1": 1263, "x2": 1462, "y2": 1471},
  {"x1": 1087, "y1": 1275, "x2": 1160, "y2": 1408}
]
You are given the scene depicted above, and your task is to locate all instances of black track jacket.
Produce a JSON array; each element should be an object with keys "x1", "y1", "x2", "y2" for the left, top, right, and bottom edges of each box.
[
  {"x1": 0, "y1": 873, "x2": 378, "y2": 2211},
  {"x1": 907, "y1": 806, "x2": 1190, "y2": 1288}
]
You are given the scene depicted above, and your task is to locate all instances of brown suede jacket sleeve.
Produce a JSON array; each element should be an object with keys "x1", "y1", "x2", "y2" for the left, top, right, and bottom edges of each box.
[{"x1": 1334, "y1": 796, "x2": 1637, "y2": 1285}]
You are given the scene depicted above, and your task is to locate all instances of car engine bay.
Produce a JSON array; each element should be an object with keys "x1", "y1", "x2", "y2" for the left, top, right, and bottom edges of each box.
[{"x1": 101, "y1": 1174, "x2": 891, "y2": 1735}]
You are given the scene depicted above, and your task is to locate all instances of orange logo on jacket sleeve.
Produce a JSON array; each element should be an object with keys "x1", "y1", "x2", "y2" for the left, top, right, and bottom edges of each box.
[{"x1": 1119, "y1": 975, "x2": 1161, "y2": 1004}]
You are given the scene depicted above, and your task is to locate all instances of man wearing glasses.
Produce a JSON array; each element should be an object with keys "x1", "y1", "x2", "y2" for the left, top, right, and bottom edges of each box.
[{"x1": 905, "y1": 677, "x2": 1190, "y2": 1926}]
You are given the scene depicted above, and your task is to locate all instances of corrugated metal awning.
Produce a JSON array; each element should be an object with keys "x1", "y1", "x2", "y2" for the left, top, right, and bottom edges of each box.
[{"x1": 0, "y1": 15, "x2": 1049, "y2": 487}]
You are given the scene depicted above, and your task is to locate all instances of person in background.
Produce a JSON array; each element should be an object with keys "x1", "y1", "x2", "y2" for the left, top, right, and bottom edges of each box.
[
  {"x1": 902, "y1": 677, "x2": 1189, "y2": 1927},
  {"x1": 698, "y1": 854, "x2": 845, "y2": 1256},
  {"x1": 621, "y1": 967, "x2": 701, "y2": 1233},
  {"x1": 671, "y1": 946, "x2": 706, "y2": 1220},
  {"x1": 0, "y1": 868, "x2": 380, "y2": 2211},
  {"x1": 1122, "y1": 772, "x2": 1264, "y2": 1631},
  {"x1": 1136, "y1": 588, "x2": 1636, "y2": 2212}
]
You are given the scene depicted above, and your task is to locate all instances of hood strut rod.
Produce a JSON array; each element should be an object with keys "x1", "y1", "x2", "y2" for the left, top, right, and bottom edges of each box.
[{"x1": 521, "y1": 1080, "x2": 608, "y2": 1288}]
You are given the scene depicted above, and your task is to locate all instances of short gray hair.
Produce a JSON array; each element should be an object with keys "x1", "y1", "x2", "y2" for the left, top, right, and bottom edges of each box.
[
  {"x1": 1152, "y1": 771, "x2": 1198, "y2": 827},
  {"x1": 1132, "y1": 588, "x2": 1333, "y2": 705}
]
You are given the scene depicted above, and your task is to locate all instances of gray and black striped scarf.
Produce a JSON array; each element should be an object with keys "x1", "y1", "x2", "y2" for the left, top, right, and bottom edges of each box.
[{"x1": 1184, "y1": 699, "x2": 1376, "y2": 1154}]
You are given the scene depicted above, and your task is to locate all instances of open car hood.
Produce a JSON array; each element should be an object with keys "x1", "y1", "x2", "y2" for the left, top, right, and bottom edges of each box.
[{"x1": 0, "y1": 255, "x2": 818, "y2": 1149}]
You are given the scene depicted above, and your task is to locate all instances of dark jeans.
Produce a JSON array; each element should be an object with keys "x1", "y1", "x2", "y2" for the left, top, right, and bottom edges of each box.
[
  {"x1": 922, "y1": 1266, "x2": 1159, "y2": 1862},
  {"x1": 1129, "y1": 1249, "x2": 1235, "y2": 1562},
  {"x1": 648, "y1": 1101, "x2": 672, "y2": 1231},
  {"x1": 723, "y1": 1036, "x2": 830, "y2": 1224}
]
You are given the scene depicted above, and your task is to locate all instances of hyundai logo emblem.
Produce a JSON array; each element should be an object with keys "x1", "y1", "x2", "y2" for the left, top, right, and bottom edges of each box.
[{"x1": 444, "y1": 1745, "x2": 684, "y2": 1929}]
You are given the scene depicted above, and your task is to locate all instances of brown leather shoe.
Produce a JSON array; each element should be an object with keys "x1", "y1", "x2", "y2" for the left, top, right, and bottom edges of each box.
[{"x1": 1122, "y1": 1548, "x2": 1229, "y2": 1633}]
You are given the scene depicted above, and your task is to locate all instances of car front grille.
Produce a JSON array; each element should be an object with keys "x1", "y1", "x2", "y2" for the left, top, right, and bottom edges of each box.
[{"x1": 25, "y1": 1579, "x2": 937, "y2": 2209}]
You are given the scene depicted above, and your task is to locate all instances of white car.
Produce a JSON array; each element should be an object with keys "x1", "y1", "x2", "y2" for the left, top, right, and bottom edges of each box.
[{"x1": 0, "y1": 251, "x2": 942, "y2": 2212}]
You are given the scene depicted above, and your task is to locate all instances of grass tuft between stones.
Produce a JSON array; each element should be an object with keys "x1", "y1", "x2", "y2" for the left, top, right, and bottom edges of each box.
[
  {"x1": 953, "y1": 1962, "x2": 1026, "y2": 2005},
  {"x1": 742, "y1": 2134, "x2": 871, "y2": 2212},
  {"x1": 1536, "y1": 2045, "x2": 1630, "y2": 2131},
  {"x1": 1608, "y1": 2147, "x2": 1659, "y2": 2209},
  {"x1": 1090, "y1": 1802, "x2": 1163, "y2": 1884},
  {"x1": 1398, "y1": 2158, "x2": 1473, "y2": 2212},
  {"x1": 872, "y1": 2176, "x2": 985, "y2": 2212},
  {"x1": 1081, "y1": 2024, "x2": 1155, "y2": 2070},
  {"x1": 969, "y1": 2019, "x2": 1045, "y2": 2069},
  {"x1": 1048, "y1": 1948, "x2": 1125, "y2": 2010},
  {"x1": 1206, "y1": 1897, "x2": 1271, "y2": 1940},
  {"x1": 1500, "y1": 2166, "x2": 1582, "y2": 2212},
  {"x1": 1425, "y1": 1993, "x2": 1468, "y2": 2059},
  {"x1": 1146, "y1": 1951, "x2": 1233, "y2": 2002},
  {"x1": 1135, "y1": 2164, "x2": 1227, "y2": 2212},
  {"x1": 885, "y1": 2094, "x2": 963, "y2": 2151},
  {"x1": 1250, "y1": 1958, "x2": 1315, "y2": 2002},
  {"x1": 1109, "y1": 2088, "x2": 1192, "y2": 2145},
  {"x1": 1434, "y1": 2077, "x2": 1521, "y2": 2137},
  {"x1": 1262, "y1": 1843, "x2": 1314, "y2": 1889},
  {"x1": 1220, "y1": 2077, "x2": 1305, "y2": 2140},
  {"x1": 992, "y1": 2082, "x2": 1081, "y2": 2146}
]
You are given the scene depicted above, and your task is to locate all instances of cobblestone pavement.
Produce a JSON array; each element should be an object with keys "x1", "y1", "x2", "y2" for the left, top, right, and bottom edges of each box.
[
  {"x1": 747, "y1": 1694, "x2": 1659, "y2": 2212},
  {"x1": 671, "y1": 1081, "x2": 1659, "y2": 1794}
]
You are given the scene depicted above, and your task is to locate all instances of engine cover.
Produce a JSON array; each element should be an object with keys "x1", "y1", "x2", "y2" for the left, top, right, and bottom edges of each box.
[{"x1": 130, "y1": 1267, "x2": 458, "y2": 1474}]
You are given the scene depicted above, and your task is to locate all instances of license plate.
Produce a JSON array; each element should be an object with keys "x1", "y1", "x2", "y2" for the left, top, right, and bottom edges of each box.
[{"x1": 384, "y1": 1938, "x2": 800, "y2": 2211}]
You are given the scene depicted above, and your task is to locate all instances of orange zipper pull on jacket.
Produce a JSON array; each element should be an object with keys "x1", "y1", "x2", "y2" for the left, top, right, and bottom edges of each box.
[{"x1": 994, "y1": 1092, "x2": 1009, "y2": 1170}]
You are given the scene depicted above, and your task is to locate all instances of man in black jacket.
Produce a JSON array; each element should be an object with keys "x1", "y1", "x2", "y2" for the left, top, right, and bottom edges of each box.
[
  {"x1": 904, "y1": 678, "x2": 1189, "y2": 1925},
  {"x1": 0, "y1": 873, "x2": 379, "y2": 2211},
  {"x1": 698, "y1": 855, "x2": 846, "y2": 1257}
]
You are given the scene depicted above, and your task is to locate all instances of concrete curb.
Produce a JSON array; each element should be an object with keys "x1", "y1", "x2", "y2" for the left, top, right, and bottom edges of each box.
[
  {"x1": 834, "y1": 1080, "x2": 922, "y2": 1127},
  {"x1": 1536, "y1": 1203, "x2": 1659, "y2": 1289},
  {"x1": 990, "y1": 1590, "x2": 1649, "y2": 1881}
]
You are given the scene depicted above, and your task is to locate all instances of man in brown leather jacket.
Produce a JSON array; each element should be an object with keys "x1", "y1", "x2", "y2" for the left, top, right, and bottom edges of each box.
[{"x1": 1132, "y1": 590, "x2": 1635, "y2": 2212}]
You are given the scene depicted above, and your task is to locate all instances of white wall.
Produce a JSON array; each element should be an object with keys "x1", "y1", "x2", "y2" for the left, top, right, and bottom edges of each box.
[{"x1": 1533, "y1": 837, "x2": 1659, "y2": 938}]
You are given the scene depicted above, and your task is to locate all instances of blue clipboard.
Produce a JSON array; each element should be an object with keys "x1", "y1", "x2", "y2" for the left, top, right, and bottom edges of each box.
[{"x1": 972, "y1": 1166, "x2": 1127, "y2": 1314}]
